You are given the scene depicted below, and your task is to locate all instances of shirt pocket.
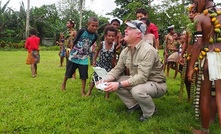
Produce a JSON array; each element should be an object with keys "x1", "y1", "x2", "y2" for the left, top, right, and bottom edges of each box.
[
  {"x1": 131, "y1": 62, "x2": 138, "y2": 74},
  {"x1": 125, "y1": 57, "x2": 131, "y2": 68}
]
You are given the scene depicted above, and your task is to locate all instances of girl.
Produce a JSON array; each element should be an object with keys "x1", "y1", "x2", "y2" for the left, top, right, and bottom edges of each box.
[
  {"x1": 25, "y1": 29, "x2": 40, "y2": 78},
  {"x1": 140, "y1": 18, "x2": 156, "y2": 48},
  {"x1": 86, "y1": 25, "x2": 118, "y2": 99}
]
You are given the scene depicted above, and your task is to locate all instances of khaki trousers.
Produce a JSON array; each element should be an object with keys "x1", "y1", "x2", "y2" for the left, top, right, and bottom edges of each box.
[{"x1": 117, "y1": 76, "x2": 167, "y2": 118}]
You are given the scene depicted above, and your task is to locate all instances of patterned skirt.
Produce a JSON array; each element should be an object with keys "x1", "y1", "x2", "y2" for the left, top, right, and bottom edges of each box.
[
  {"x1": 167, "y1": 52, "x2": 179, "y2": 62},
  {"x1": 26, "y1": 50, "x2": 40, "y2": 64}
]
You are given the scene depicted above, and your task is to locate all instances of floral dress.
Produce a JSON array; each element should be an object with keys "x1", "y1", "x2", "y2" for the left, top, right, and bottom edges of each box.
[{"x1": 93, "y1": 41, "x2": 116, "y2": 81}]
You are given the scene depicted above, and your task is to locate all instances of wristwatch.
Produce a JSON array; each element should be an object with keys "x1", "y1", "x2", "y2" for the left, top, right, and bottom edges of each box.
[{"x1": 118, "y1": 82, "x2": 123, "y2": 88}]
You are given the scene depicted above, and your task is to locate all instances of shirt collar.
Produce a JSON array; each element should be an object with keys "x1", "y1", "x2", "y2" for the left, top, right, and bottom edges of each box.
[{"x1": 127, "y1": 40, "x2": 144, "y2": 50}]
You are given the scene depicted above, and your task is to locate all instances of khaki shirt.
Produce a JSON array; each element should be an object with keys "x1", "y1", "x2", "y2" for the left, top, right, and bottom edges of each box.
[{"x1": 107, "y1": 40, "x2": 166, "y2": 86}]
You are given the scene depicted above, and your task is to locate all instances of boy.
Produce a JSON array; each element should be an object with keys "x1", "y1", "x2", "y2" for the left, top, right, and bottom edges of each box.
[
  {"x1": 25, "y1": 29, "x2": 40, "y2": 78},
  {"x1": 61, "y1": 17, "x2": 99, "y2": 96},
  {"x1": 136, "y1": 8, "x2": 159, "y2": 51}
]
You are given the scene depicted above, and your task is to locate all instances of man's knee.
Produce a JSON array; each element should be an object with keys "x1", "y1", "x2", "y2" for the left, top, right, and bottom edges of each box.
[{"x1": 130, "y1": 85, "x2": 147, "y2": 99}]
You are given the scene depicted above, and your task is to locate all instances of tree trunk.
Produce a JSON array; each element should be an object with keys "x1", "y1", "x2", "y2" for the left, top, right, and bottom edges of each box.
[
  {"x1": 79, "y1": 0, "x2": 83, "y2": 29},
  {"x1": 25, "y1": 0, "x2": 30, "y2": 38},
  {"x1": 181, "y1": 0, "x2": 185, "y2": 5},
  {"x1": 148, "y1": 0, "x2": 151, "y2": 7}
]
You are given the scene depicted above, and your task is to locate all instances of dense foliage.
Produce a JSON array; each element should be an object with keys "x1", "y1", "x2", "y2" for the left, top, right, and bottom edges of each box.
[{"x1": 1, "y1": 0, "x2": 221, "y2": 47}]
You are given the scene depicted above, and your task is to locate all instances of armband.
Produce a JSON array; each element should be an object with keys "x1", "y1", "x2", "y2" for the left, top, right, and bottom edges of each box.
[{"x1": 193, "y1": 31, "x2": 203, "y2": 43}]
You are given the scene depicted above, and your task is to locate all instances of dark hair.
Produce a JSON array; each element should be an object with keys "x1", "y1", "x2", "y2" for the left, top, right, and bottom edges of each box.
[
  {"x1": 104, "y1": 25, "x2": 118, "y2": 36},
  {"x1": 176, "y1": 32, "x2": 181, "y2": 37},
  {"x1": 140, "y1": 18, "x2": 150, "y2": 26},
  {"x1": 136, "y1": 8, "x2": 148, "y2": 15},
  {"x1": 88, "y1": 16, "x2": 99, "y2": 23},
  {"x1": 111, "y1": 19, "x2": 120, "y2": 25},
  {"x1": 29, "y1": 29, "x2": 37, "y2": 35},
  {"x1": 67, "y1": 19, "x2": 75, "y2": 26},
  {"x1": 167, "y1": 27, "x2": 174, "y2": 33}
]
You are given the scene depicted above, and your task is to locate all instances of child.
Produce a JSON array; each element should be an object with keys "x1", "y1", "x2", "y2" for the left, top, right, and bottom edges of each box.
[
  {"x1": 89, "y1": 42, "x2": 97, "y2": 65},
  {"x1": 86, "y1": 25, "x2": 118, "y2": 99},
  {"x1": 110, "y1": 18, "x2": 123, "y2": 60},
  {"x1": 140, "y1": 17, "x2": 156, "y2": 48},
  {"x1": 166, "y1": 32, "x2": 181, "y2": 78},
  {"x1": 57, "y1": 33, "x2": 65, "y2": 67},
  {"x1": 61, "y1": 17, "x2": 99, "y2": 96},
  {"x1": 25, "y1": 28, "x2": 40, "y2": 78},
  {"x1": 64, "y1": 19, "x2": 76, "y2": 53},
  {"x1": 64, "y1": 19, "x2": 77, "y2": 78},
  {"x1": 136, "y1": 8, "x2": 159, "y2": 51}
]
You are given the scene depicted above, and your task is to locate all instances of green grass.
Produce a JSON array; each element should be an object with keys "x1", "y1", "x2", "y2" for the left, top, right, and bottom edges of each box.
[{"x1": 0, "y1": 50, "x2": 221, "y2": 134}]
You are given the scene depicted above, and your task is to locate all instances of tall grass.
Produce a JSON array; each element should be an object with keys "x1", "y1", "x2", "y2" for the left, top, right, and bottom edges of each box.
[{"x1": 0, "y1": 50, "x2": 220, "y2": 134}]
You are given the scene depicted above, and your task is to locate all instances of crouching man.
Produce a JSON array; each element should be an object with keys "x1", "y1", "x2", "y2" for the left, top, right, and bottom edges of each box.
[{"x1": 103, "y1": 20, "x2": 167, "y2": 122}]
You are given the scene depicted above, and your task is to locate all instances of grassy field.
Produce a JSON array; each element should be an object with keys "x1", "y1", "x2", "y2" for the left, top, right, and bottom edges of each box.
[{"x1": 0, "y1": 50, "x2": 221, "y2": 134}]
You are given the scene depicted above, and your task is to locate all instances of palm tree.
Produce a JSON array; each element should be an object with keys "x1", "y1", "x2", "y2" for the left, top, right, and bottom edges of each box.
[{"x1": 0, "y1": 0, "x2": 10, "y2": 36}]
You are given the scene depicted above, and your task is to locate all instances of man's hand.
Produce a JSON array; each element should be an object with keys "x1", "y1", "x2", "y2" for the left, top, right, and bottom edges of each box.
[{"x1": 104, "y1": 82, "x2": 119, "y2": 92}]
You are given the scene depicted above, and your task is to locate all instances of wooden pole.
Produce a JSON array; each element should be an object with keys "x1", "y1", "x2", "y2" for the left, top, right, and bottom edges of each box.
[
  {"x1": 79, "y1": 0, "x2": 83, "y2": 29},
  {"x1": 25, "y1": 0, "x2": 30, "y2": 38}
]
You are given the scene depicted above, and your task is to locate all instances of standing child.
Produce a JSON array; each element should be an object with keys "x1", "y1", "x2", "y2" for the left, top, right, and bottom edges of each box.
[
  {"x1": 110, "y1": 18, "x2": 123, "y2": 60},
  {"x1": 89, "y1": 42, "x2": 97, "y2": 65},
  {"x1": 64, "y1": 19, "x2": 76, "y2": 57},
  {"x1": 57, "y1": 33, "x2": 65, "y2": 67},
  {"x1": 66, "y1": 22, "x2": 77, "y2": 79},
  {"x1": 25, "y1": 29, "x2": 40, "y2": 78},
  {"x1": 140, "y1": 17, "x2": 156, "y2": 48},
  {"x1": 61, "y1": 17, "x2": 99, "y2": 96},
  {"x1": 86, "y1": 25, "x2": 118, "y2": 99}
]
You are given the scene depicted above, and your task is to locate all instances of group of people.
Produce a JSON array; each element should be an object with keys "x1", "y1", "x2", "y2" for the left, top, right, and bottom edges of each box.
[
  {"x1": 24, "y1": 0, "x2": 221, "y2": 133},
  {"x1": 57, "y1": 7, "x2": 166, "y2": 122}
]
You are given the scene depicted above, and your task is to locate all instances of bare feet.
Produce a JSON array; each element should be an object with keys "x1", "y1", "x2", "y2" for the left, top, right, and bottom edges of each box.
[
  {"x1": 61, "y1": 83, "x2": 66, "y2": 91},
  {"x1": 32, "y1": 74, "x2": 36, "y2": 78},
  {"x1": 81, "y1": 92, "x2": 86, "y2": 96},
  {"x1": 86, "y1": 91, "x2": 91, "y2": 96}
]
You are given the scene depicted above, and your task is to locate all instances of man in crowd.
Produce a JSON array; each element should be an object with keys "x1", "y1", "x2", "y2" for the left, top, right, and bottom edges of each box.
[{"x1": 103, "y1": 20, "x2": 167, "y2": 122}]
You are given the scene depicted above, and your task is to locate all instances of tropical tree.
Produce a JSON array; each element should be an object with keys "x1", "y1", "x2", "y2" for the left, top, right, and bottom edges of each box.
[
  {"x1": 0, "y1": 0, "x2": 11, "y2": 37},
  {"x1": 30, "y1": 4, "x2": 61, "y2": 38},
  {"x1": 58, "y1": 0, "x2": 95, "y2": 29}
]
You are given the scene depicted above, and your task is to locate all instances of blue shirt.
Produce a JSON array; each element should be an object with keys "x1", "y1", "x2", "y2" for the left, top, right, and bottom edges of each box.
[{"x1": 69, "y1": 28, "x2": 97, "y2": 65}]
